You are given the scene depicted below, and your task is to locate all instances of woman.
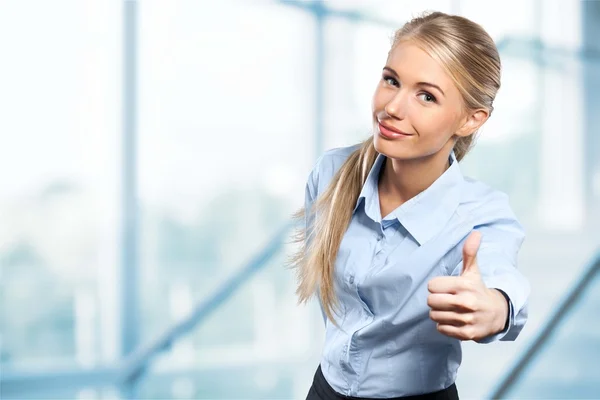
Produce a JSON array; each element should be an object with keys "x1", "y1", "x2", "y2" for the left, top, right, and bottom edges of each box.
[{"x1": 290, "y1": 11, "x2": 530, "y2": 400}]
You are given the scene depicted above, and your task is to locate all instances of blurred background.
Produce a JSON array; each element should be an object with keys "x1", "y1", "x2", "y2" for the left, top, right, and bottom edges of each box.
[{"x1": 1, "y1": 0, "x2": 599, "y2": 399}]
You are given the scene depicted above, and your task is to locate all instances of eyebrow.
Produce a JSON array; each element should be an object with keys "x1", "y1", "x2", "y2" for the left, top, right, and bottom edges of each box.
[{"x1": 383, "y1": 66, "x2": 446, "y2": 97}]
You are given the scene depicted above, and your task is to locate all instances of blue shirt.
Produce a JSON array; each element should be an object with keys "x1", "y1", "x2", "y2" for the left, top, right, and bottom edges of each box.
[{"x1": 304, "y1": 144, "x2": 530, "y2": 398}]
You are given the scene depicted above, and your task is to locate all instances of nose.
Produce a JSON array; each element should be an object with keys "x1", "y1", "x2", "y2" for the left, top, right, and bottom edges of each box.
[{"x1": 384, "y1": 90, "x2": 408, "y2": 120}]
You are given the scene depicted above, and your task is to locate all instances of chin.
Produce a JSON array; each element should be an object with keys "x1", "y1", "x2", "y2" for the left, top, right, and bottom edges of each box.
[{"x1": 372, "y1": 132, "x2": 418, "y2": 160}]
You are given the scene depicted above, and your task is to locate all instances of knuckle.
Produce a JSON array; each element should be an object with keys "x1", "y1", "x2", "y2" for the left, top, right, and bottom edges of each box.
[
  {"x1": 427, "y1": 295, "x2": 434, "y2": 308},
  {"x1": 449, "y1": 296, "x2": 460, "y2": 309},
  {"x1": 461, "y1": 295, "x2": 478, "y2": 311},
  {"x1": 462, "y1": 313, "x2": 475, "y2": 325},
  {"x1": 464, "y1": 327, "x2": 476, "y2": 341},
  {"x1": 427, "y1": 279, "x2": 437, "y2": 292}
]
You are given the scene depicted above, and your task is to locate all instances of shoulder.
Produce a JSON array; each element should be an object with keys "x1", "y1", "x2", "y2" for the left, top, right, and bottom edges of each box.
[
  {"x1": 307, "y1": 143, "x2": 362, "y2": 195},
  {"x1": 456, "y1": 176, "x2": 525, "y2": 246},
  {"x1": 437, "y1": 176, "x2": 525, "y2": 272},
  {"x1": 318, "y1": 143, "x2": 361, "y2": 171},
  {"x1": 458, "y1": 177, "x2": 517, "y2": 223}
]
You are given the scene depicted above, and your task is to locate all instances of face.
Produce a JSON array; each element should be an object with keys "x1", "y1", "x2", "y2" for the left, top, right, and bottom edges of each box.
[{"x1": 371, "y1": 40, "x2": 486, "y2": 161}]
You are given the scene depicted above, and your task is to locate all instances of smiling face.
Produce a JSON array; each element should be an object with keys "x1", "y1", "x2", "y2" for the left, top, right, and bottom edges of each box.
[{"x1": 372, "y1": 40, "x2": 482, "y2": 161}]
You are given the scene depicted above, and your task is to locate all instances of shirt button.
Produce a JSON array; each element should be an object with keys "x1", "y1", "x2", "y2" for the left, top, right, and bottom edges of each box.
[
  {"x1": 349, "y1": 275, "x2": 354, "y2": 285},
  {"x1": 377, "y1": 235, "x2": 383, "y2": 241}
]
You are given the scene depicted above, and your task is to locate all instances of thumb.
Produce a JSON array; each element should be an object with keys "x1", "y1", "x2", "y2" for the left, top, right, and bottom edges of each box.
[{"x1": 461, "y1": 231, "x2": 481, "y2": 276}]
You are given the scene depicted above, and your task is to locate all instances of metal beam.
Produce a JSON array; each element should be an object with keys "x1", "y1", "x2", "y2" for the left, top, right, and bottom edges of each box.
[
  {"x1": 121, "y1": 0, "x2": 139, "y2": 397},
  {"x1": 280, "y1": 0, "x2": 398, "y2": 28},
  {"x1": 314, "y1": 1, "x2": 325, "y2": 158},
  {"x1": 0, "y1": 367, "x2": 118, "y2": 396}
]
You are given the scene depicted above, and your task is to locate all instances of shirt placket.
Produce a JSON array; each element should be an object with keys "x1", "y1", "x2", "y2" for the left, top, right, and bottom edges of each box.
[
  {"x1": 342, "y1": 223, "x2": 400, "y2": 396},
  {"x1": 373, "y1": 221, "x2": 398, "y2": 268}
]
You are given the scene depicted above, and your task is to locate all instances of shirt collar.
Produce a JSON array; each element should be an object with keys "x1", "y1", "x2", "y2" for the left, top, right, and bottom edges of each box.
[{"x1": 353, "y1": 151, "x2": 463, "y2": 246}]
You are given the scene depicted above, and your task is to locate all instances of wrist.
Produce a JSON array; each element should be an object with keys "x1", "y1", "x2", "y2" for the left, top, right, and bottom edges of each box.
[{"x1": 490, "y1": 288, "x2": 509, "y2": 334}]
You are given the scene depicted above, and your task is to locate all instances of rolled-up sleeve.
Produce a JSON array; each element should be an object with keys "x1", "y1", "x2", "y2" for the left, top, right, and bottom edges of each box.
[{"x1": 451, "y1": 217, "x2": 530, "y2": 343}]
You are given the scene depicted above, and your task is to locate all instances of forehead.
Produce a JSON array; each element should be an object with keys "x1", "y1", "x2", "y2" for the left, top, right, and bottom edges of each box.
[{"x1": 386, "y1": 41, "x2": 453, "y2": 88}]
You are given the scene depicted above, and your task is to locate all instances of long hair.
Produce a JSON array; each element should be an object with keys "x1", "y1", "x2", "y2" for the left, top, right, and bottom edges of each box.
[{"x1": 289, "y1": 11, "x2": 501, "y2": 325}]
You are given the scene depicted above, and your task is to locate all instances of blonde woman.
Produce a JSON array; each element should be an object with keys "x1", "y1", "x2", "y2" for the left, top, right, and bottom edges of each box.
[{"x1": 291, "y1": 11, "x2": 530, "y2": 400}]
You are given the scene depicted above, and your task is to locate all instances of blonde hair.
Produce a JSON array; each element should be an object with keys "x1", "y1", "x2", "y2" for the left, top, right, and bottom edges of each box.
[{"x1": 289, "y1": 11, "x2": 501, "y2": 324}]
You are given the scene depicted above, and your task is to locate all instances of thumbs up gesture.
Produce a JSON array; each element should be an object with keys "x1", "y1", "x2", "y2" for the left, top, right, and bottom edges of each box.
[{"x1": 427, "y1": 231, "x2": 509, "y2": 341}]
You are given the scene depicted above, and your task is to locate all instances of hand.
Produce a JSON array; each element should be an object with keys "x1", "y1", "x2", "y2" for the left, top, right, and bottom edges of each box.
[{"x1": 427, "y1": 231, "x2": 509, "y2": 341}]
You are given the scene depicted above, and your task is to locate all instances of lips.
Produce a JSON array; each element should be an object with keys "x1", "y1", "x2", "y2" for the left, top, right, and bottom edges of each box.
[{"x1": 378, "y1": 122, "x2": 413, "y2": 139}]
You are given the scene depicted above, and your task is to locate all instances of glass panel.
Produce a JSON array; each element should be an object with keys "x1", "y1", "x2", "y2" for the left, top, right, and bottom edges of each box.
[
  {"x1": 325, "y1": 0, "x2": 454, "y2": 24},
  {"x1": 459, "y1": 0, "x2": 539, "y2": 39},
  {"x1": 0, "y1": 0, "x2": 121, "y2": 369},
  {"x1": 503, "y1": 268, "x2": 600, "y2": 398},
  {"x1": 136, "y1": 2, "x2": 322, "y2": 398},
  {"x1": 136, "y1": 254, "x2": 323, "y2": 399},
  {"x1": 0, "y1": 385, "x2": 122, "y2": 400}
]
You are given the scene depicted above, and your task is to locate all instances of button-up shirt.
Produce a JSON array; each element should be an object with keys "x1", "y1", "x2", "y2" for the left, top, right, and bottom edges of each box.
[{"x1": 303, "y1": 144, "x2": 529, "y2": 397}]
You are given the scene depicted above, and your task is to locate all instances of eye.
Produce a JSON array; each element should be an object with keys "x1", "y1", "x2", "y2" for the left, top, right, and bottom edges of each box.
[
  {"x1": 382, "y1": 74, "x2": 399, "y2": 87},
  {"x1": 418, "y1": 92, "x2": 437, "y2": 103}
]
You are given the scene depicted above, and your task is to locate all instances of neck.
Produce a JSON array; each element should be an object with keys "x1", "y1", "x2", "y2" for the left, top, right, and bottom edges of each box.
[{"x1": 379, "y1": 149, "x2": 452, "y2": 205}]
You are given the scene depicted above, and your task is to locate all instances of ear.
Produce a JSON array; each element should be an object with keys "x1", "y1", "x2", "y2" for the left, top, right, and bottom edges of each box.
[{"x1": 455, "y1": 108, "x2": 489, "y2": 138}]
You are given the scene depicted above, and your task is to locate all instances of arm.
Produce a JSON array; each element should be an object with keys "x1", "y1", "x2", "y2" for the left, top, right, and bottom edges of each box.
[{"x1": 449, "y1": 220, "x2": 529, "y2": 342}]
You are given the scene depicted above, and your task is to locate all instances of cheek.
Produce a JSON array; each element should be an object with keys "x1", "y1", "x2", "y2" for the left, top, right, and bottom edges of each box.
[{"x1": 410, "y1": 106, "x2": 458, "y2": 140}]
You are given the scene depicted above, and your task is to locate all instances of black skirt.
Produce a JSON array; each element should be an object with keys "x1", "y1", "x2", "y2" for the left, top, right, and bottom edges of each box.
[{"x1": 306, "y1": 365, "x2": 459, "y2": 400}]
